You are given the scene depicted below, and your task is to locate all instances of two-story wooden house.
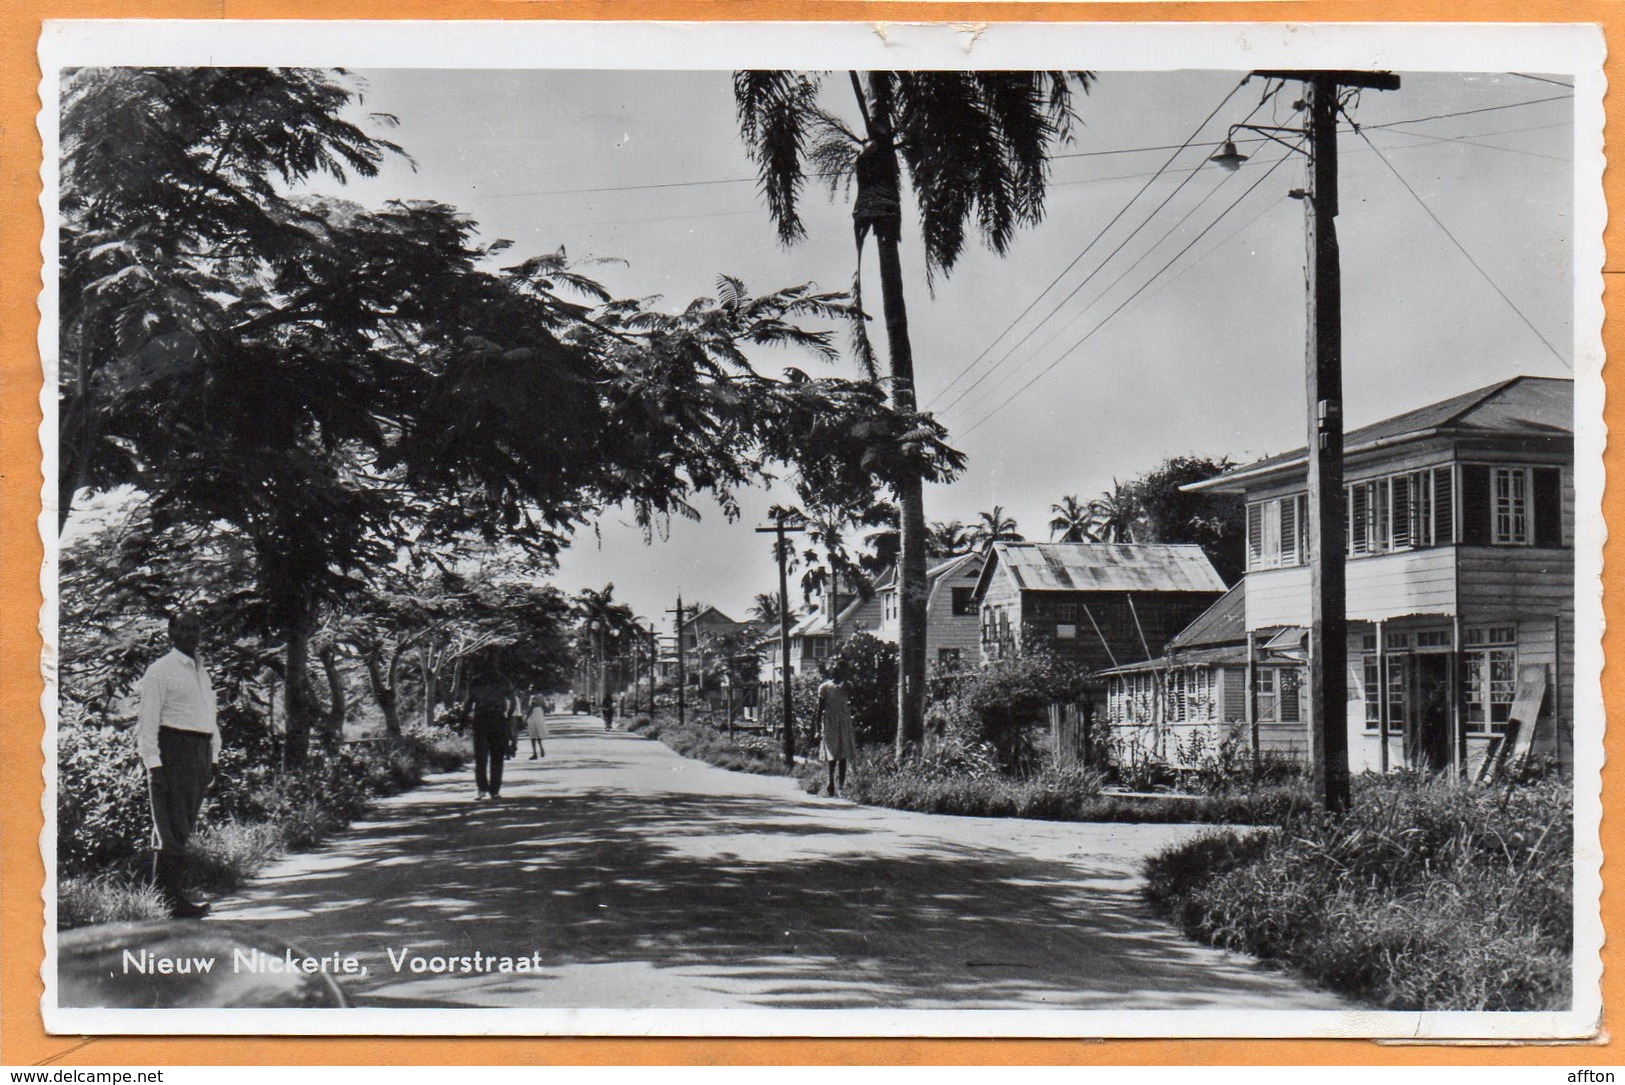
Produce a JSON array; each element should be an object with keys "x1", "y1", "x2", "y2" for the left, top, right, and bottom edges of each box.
[
  {"x1": 971, "y1": 542, "x2": 1226, "y2": 672},
  {"x1": 873, "y1": 551, "x2": 987, "y2": 675},
  {"x1": 1183, "y1": 375, "x2": 1574, "y2": 775}
]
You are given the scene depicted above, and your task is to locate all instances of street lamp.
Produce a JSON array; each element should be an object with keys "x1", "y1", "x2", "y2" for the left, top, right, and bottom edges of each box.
[{"x1": 1214, "y1": 70, "x2": 1400, "y2": 813}]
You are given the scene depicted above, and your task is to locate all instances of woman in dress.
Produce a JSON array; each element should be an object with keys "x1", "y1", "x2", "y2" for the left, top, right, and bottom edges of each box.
[
  {"x1": 813, "y1": 663, "x2": 857, "y2": 796},
  {"x1": 526, "y1": 694, "x2": 550, "y2": 760}
]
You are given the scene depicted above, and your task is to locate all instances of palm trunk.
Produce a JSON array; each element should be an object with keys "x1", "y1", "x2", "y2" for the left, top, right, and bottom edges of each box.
[{"x1": 860, "y1": 71, "x2": 928, "y2": 755}]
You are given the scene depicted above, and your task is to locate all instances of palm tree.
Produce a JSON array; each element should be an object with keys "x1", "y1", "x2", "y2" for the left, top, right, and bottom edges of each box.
[
  {"x1": 969, "y1": 505, "x2": 1024, "y2": 552},
  {"x1": 750, "y1": 591, "x2": 785, "y2": 627},
  {"x1": 735, "y1": 70, "x2": 1091, "y2": 753},
  {"x1": 1085, "y1": 481, "x2": 1141, "y2": 543},
  {"x1": 1049, "y1": 495, "x2": 1092, "y2": 543},
  {"x1": 926, "y1": 519, "x2": 972, "y2": 558}
]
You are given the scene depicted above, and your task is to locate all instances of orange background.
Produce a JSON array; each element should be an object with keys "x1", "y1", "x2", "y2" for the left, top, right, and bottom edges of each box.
[{"x1": 1, "y1": 0, "x2": 1616, "y2": 1067}]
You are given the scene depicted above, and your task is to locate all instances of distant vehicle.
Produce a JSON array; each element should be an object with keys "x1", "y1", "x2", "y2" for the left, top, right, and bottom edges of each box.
[{"x1": 572, "y1": 696, "x2": 592, "y2": 714}]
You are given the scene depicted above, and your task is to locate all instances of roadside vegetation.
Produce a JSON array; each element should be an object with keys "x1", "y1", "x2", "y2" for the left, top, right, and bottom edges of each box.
[
  {"x1": 626, "y1": 712, "x2": 791, "y2": 777},
  {"x1": 1143, "y1": 769, "x2": 1572, "y2": 1011},
  {"x1": 57, "y1": 722, "x2": 467, "y2": 930}
]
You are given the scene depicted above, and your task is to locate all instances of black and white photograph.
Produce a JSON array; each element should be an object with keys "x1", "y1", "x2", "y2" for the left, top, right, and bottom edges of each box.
[{"x1": 39, "y1": 20, "x2": 1605, "y2": 1038}]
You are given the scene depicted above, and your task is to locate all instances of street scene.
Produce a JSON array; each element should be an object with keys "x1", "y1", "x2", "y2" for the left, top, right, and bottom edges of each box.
[{"x1": 47, "y1": 24, "x2": 1593, "y2": 1035}]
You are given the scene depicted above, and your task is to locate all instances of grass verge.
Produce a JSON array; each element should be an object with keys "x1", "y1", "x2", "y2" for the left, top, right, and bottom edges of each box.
[
  {"x1": 1142, "y1": 771, "x2": 1572, "y2": 1010},
  {"x1": 795, "y1": 745, "x2": 1311, "y2": 825},
  {"x1": 626, "y1": 713, "x2": 793, "y2": 776}
]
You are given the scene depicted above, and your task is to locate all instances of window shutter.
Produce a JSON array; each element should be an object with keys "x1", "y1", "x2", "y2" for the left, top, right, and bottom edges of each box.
[
  {"x1": 1279, "y1": 495, "x2": 1298, "y2": 565},
  {"x1": 1348, "y1": 484, "x2": 1370, "y2": 555},
  {"x1": 1247, "y1": 503, "x2": 1263, "y2": 568},
  {"x1": 1460, "y1": 465, "x2": 1492, "y2": 545},
  {"x1": 1533, "y1": 467, "x2": 1563, "y2": 547},
  {"x1": 1432, "y1": 466, "x2": 1454, "y2": 545},
  {"x1": 1391, "y1": 474, "x2": 1413, "y2": 549}
]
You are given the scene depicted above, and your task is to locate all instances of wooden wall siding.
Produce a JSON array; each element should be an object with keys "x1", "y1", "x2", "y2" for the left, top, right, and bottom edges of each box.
[
  {"x1": 977, "y1": 569, "x2": 1025, "y2": 662},
  {"x1": 1245, "y1": 548, "x2": 1458, "y2": 630},
  {"x1": 925, "y1": 563, "x2": 985, "y2": 661},
  {"x1": 1026, "y1": 590, "x2": 1220, "y2": 672}
]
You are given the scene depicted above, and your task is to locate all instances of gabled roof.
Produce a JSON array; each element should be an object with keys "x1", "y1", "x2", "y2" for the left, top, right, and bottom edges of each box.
[
  {"x1": 876, "y1": 551, "x2": 981, "y2": 593},
  {"x1": 1165, "y1": 581, "x2": 1246, "y2": 650},
  {"x1": 1185, "y1": 376, "x2": 1572, "y2": 494},
  {"x1": 683, "y1": 604, "x2": 740, "y2": 629},
  {"x1": 976, "y1": 542, "x2": 1226, "y2": 597}
]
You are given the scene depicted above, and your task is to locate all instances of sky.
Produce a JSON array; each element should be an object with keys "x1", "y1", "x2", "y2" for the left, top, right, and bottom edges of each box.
[{"x1": 311, "y1": 65, "x2": 1576, "y2": 632}]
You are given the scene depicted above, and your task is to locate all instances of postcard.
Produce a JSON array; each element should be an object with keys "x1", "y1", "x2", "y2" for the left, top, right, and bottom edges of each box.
[{"x1": 37, "y1": 18, "x2": 1605, "y2": 1039}]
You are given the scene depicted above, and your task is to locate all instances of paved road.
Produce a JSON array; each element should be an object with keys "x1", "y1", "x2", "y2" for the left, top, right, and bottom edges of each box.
[{"x1": 212, "y1": 715, "x2": 1345, "y2": 1011}]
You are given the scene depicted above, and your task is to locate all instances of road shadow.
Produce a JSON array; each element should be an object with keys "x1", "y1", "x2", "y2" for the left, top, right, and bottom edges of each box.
[{"x1": 191, "y1": 773, "x2": 1341, "y2": 1011}]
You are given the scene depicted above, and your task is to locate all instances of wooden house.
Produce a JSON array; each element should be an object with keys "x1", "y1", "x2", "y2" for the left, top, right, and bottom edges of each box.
[
  {"x1": 971, "y1": 542, "x2": 1226, "y2": 673},
  {"x1": 1183, "y1": 375, "x2": 1575, "y2": 775},
  {"x1": 873, "y1": 551, "x2": 987, "y2": 675}
]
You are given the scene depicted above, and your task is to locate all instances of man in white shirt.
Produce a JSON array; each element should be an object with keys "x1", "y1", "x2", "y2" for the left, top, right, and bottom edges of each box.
[{"x1": 137, "y1": 610, "x2": 220, "y2": 918}]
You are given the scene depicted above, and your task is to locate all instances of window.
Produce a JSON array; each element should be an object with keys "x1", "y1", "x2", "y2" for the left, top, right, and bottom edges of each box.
[
  {"x1": 1278, "y1": 668, "x2": 1302, "y2": 724},
  {"x1": 1341, "y1": 468, "x2": 1455, "y2": 559},
  {"x1": 1362, "y1": 652, "x2": 1409, "y2": 733},
  {"x1": 1247, "y1": 495, "x2": 1309, "y2": 571},
  {"x1": 1461, "y1": 465, "x2": 1562, "y2": 547},
  {"x1": 1056, "y1": 624, "x2": 1077, "y2": 640},
  {"x1": 937, "y1": 648, "x2": 962, "y2": 671},
  {"x1": 1463, "y1": 627, "x2": 1517, "y2": 735},
  {"x1": 951, "y1": 586, "x2": 976, "y2": 616},
  {"x1": 1493, "y1": 467, "x2": 1530, "y2": 545},
  {"x1": 1110, "y1": 673, "x2": 1157, "y2": 725},
  {"x1": 1056, "y1": 602, "x2": 1077, "y2": 622}
]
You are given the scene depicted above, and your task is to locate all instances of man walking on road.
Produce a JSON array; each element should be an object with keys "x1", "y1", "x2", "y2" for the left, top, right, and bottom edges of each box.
[
  {"x1": 466, "y1": 666, "x2": 512, "y2": 800},
  {"x1": 136, "y1": 610, "x2": 220, "y2": 918}
]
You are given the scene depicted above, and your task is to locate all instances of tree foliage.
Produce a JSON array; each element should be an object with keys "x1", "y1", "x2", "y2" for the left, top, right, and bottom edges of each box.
[{"x1": 60, "y1": 66, "x2": 963, "y2": 763}]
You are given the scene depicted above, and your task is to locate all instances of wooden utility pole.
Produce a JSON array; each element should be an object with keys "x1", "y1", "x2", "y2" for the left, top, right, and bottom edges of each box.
[
  {"x1": 666, "y1": 595, "x2": 691, "y2": 728},
  {"x1": 1255, "y1": 69, "x2": 1399, "y2": 812},
  {"x1": 756, "y1": 510, "x2": 805, "y2": 767}
]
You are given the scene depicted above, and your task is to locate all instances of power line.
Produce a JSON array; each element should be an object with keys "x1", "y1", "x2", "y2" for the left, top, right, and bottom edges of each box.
[
  {"x1": 1362, "y1": 92, "x2": 1571, "y2": 133},
  {"x1": 917, "y1": 75, "x2": 1255, "y2": 412},
  {"x1": 1350, "y1": 123, "x2": 1571, "y2": 369},
  {"x1": 1510, "y1": 72, "x2": 1575, "y2": 89},
  {"x1": 959, "y1": 140, "x2": 1304, "y2": 438},
  {"x1": 928, "y1": 77, "x2": 1282, "y2": 414},
  {"x1": 1364, "y1": 122, "x2": 1568, "y2": 162},
  {"x1": 943, "y1": 149, "x2": 1264, "y2": 424},
  {"x1": 464, "y1": 94, "x2": 1570, "y2": 206}
]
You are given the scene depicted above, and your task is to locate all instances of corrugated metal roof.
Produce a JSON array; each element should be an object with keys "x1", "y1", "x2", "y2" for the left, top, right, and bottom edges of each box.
[
  {"x1": 1166, "y1": 581, "x2": 1246, "y2": 650},
  {"x1": 988, "y1": 542, "x2": 1226, "y2": 594},
  {"x1": 1187, "y1": 376, "x2": 1572, "y2": 492}
]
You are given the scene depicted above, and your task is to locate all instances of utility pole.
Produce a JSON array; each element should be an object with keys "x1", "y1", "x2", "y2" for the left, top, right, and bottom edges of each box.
[
  {"x1": 1254, "y1": 69, "x2": 1399, "y2": 812},
  {"x1": 756, "y1": 508, "x2": 805, "y2": 767},
  {"x1": 666, "y1": 595, "x2": 690, "y2": 728}
]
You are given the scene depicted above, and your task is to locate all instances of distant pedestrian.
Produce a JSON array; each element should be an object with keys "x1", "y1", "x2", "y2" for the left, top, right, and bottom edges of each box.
[
  {"x1": 136, "y1": 610, "x2": 220, "y2": 918},
  {"x1": 813, "y1": 664, "x2": 856, "y2": 797},
  {"x1": 465, "y1": 667, "x2": 511, "y2": 800},
  {"x1": 601, "y1": 695, "x2": 616, "y2": 731},
  {"x1": 526, "y1": 695, "x2": 550, "y2": 760}
]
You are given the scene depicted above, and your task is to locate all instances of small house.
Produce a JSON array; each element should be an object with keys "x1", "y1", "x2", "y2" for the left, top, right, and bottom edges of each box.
[{"x1": 972, "y1": 542, "x2": 1227, "y2": 672}]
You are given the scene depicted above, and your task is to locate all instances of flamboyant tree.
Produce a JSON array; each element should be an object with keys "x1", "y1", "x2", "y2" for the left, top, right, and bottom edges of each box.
[{"x1": 61, "y1": 68, "x2": 961, "y2": 763}]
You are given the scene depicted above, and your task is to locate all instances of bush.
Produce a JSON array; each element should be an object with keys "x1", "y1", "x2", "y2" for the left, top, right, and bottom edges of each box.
[
  {"x1": 798, "y1": 742, "x2": 1310, "y2": 825},
  {"x1": 758, "y1": 675, "x2": 820, "y2": 752},
  {"x1": 56, "y1": 725, "x2": 151, "y2": 877},
  {"x1": 941, "y1": 649, "x2": 1088, "y2": 773},
  {"x1": 825, "y1": 633, "x2": 898, "y2": 745},
  {"x1": 56, "y1": 721, "x2": 469, "y2": 926},
  {"x1": 1143, "y1": 772, "x2": 1573, "y2": 1010}
]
